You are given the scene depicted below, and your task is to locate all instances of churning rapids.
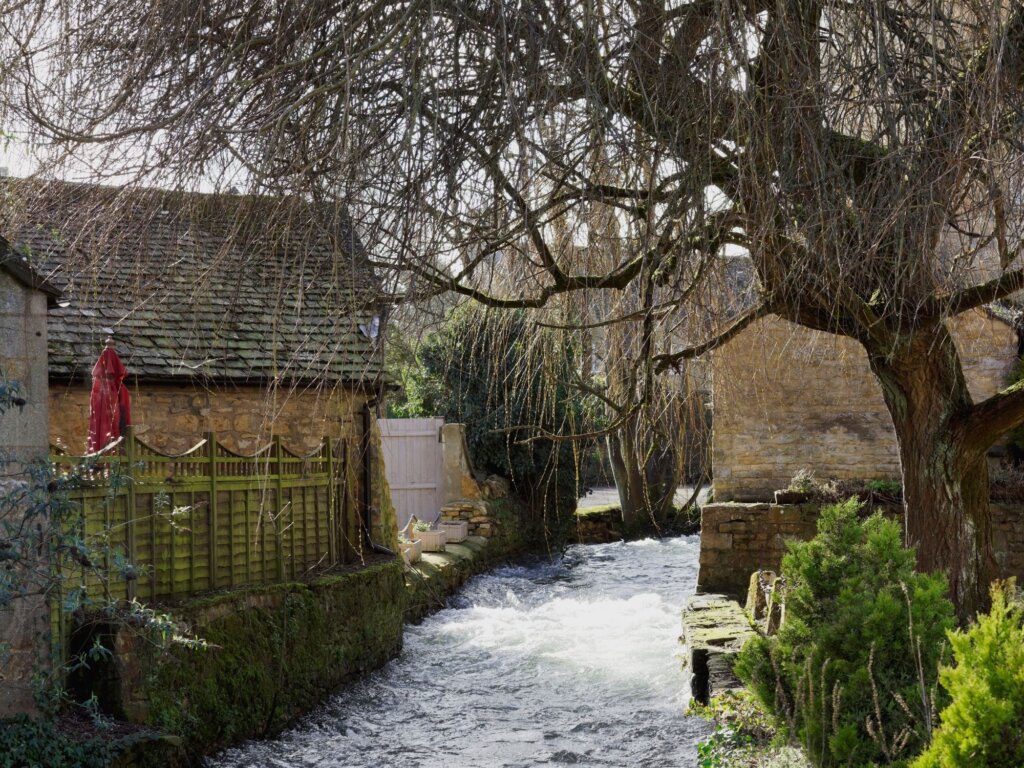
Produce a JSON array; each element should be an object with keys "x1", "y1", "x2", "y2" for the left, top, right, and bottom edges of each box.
[{"x1": 208, "y1": 536, "x2": 711, "y2": 768}]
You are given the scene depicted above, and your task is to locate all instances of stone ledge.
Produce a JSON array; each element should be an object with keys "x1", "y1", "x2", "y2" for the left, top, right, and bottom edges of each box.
[{"x1": 681, "y1": 593, "x2": 755, "y2": 705}]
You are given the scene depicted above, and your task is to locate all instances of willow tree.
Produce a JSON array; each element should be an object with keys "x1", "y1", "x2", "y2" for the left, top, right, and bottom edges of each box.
[{"x1": 5, "y1": 1, "x2": 1024, "y2": 616}]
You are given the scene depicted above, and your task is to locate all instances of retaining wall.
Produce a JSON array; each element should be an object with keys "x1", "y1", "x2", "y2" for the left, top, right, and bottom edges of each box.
[
  {"x1": 74, "y1": 559, "x2": 405, "y2": 762},
  {"x1": 699, "y1": 501, "x2": 1024, "y2": 600}
]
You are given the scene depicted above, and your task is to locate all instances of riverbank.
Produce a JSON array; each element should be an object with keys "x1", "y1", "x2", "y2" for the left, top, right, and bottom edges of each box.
[{"x1": 32, "y1": 497, "x2": 538, "y2": 767}]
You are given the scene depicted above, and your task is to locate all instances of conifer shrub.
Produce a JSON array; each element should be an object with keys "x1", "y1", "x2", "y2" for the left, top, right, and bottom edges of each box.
[
  {"x1": 734, "y1": 499, "x2": 954, "y2": 767},
  {"x1": 912, "y1": 579, "x2": 1024, "y2": 768}
]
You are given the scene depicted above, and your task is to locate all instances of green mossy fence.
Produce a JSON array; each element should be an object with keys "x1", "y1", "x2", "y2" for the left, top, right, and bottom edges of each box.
[{"x1": 51, "y1": 428, "x2": 360, "y2": 607}]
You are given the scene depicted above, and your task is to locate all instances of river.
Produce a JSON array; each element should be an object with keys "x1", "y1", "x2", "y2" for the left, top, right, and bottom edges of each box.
[{"x1": 208, "y1": 536, "x2": 710, "y2": 767}]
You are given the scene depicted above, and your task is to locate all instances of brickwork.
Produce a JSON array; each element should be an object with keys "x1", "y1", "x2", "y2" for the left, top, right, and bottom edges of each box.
[
  {"x1": 711, "y1": 310, "x2": 1017, "y2": 501},
  {"x1": 49, "y1": 381, "x2": 367, "y2": 455},
  {"x1": 699, "y1": 501, "x2": 1024, "y2": 601}
]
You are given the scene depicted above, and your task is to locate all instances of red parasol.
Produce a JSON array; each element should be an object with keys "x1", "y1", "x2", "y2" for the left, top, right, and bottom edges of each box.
[{"x1": 87, "y1": 338, "x2": 132, "y2": 452}]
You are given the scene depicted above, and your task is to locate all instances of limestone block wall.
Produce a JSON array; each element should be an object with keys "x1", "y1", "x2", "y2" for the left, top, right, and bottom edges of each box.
[
  {"x1": 711, "y1": 310, "x2": 1017, "y2": 501},
  {"x1": 49, "y1": 381, "x2": 366, "y2": 455},
  {"x1": 441, "y1": 423, "x2": 482, "y2": 503},
  {"x1": 700, "y1": 501, "x2": 1024, "y2": 600},
  {"x1": 0, "y1": 271, "x2": 51, "y2": 716},
  {"x1": 992, "y1": 503, "x2": 1024, "y2": 580},
  {"x1": 699, "y1": 503, "x2": 820, "y2": 599}
]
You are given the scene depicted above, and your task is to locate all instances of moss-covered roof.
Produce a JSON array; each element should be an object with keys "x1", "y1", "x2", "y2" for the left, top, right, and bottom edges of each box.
[{"x1": 1, "y1": 180, "x2": 385, "y2": 385}]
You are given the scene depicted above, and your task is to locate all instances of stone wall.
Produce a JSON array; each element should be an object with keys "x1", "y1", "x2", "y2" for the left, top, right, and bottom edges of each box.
[
  {"x1": 699, "y1": 503, "x2": 821, "y2": 599},
  {"x1": 441, "y1": 423, "x2": 483, "y2": 503},
  {"x1": 711, "y1": 309, "x2": 1017, "y2": 501},
  {"x1": 700, "y1": 501, "x2": 1024, "y2": 600},
  {"x1": 993, "y1": 503, "x2": 1024, "y2": 580},
  {"x1": 50, "y1": 380, "x2": 366, "y2": 455},
  {"x1": 0, "y1": 271, "x2": 51, "y2": 716},
  {"x1": 75, "y1": 559, "x2": 405, "y2": 759}
]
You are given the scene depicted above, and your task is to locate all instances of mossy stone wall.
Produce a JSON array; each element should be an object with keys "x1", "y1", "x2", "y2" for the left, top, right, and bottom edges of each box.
[{"x1": 82, "y1": 560, "x2": 405, "y2": 760}]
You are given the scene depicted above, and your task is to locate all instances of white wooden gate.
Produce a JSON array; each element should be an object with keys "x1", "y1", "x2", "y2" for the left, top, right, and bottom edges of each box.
[{"x1": 379, "y1": 418, "x2": 445, "y2": 531}]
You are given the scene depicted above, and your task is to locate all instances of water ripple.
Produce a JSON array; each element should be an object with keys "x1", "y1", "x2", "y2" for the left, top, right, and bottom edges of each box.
[{"x1": 208, "y1": 536, "x2": 711, "y2": 768}]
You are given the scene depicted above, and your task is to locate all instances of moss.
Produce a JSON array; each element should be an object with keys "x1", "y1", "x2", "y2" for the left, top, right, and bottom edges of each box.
[
  {"x1": 82, "y1": 560, "x2": 405, "y2": 760},
  {"x1": 574, "y1": 503, "x2": 621, "y2": 518}
]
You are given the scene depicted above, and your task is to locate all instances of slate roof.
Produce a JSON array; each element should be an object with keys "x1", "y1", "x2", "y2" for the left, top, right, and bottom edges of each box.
[{"x1": 0, "y1": 180, "x2": 385, "y2": 385}]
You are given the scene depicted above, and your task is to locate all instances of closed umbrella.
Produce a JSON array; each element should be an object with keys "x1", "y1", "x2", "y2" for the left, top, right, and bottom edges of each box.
[{"x1": 87, "y1": 338, "x2": 132, "y2": 452}]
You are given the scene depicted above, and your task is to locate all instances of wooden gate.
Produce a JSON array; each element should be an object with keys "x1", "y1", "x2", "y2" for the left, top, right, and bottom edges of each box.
[{"x1": 379, "y1": 418, "x2": 445, "y2": 530}]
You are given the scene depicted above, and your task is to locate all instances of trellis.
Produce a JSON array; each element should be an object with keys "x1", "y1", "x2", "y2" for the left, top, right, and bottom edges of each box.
[{"x1": 50, "y1": 428, "x2": 359, "y2": 606}]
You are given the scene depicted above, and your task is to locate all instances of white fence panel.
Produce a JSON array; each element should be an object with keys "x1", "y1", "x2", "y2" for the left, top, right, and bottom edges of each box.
[{"x1": 379, "y1": 418, "x2": 445, "y2": 531}]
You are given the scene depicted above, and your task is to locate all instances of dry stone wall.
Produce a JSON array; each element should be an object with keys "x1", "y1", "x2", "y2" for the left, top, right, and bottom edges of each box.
[{"x1": 711, "y1": 309, "x2": 1017, "y2": 501}]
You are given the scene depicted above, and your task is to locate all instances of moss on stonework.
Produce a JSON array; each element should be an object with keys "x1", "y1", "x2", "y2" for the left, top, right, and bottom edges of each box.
[
  {"x1": 82, "y1": 560, "x2": 405, "y2": 760},
  {"x1": 369, "y1": 418, "x2": 400, "y2": 551}
]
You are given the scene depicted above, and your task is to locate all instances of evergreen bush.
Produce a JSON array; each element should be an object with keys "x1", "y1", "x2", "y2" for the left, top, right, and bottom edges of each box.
[
  {"x1": 912, "y1": 579, "x2": 1024, "y2": 768},
  {"x1": 735, "y1": 499, "x2": 954, "y2": 767}
]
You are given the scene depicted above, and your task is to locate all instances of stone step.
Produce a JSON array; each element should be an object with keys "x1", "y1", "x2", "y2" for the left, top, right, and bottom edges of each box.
[{"x1": 680, "y1": 593, "x2": 756, "y2": 705}]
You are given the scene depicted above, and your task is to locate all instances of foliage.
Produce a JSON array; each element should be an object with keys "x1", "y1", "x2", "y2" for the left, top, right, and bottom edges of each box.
[
  {"x1": 0, "y1": 715, "x2": 114, "y2": 768},
  {"x1": 786, "y1": 469, "x2": 817, "y2": 496},
  {"x1": 783, "y1": 470, "x2": 902, "y2": 504},
  {"x1": 693, "y1": 691, "x2": 782, "y2": 768},
  {"x1": 0, "y1": 372, "x2": 201, "y2": 719},
  {"x1": 864, "y1": 479, "x2": 902, "y2": 496},
  {"x1": 912, "y1": 580, "x2": 1024, "y2": 768},
  {"x1": 392, "y1": 305, "x2": 587, "y2": 535},
  {"x1": 735, "y1": 499, "x2": 955, "y2": 767}
]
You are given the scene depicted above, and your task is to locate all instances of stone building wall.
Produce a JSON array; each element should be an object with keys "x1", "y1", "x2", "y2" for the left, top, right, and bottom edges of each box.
[
  {"x1": 49, "y1": 381, "x2": 367, "y2": 456},
  {"x1": 0, "y1": 270, "x2": 51, "y2": 716},
  {"x1": 711, "y1": 309, "x2": 1017, "y2": 501}
]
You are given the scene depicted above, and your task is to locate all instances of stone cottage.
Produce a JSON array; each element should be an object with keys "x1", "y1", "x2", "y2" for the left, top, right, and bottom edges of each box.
[
  {"x1": 0, "y1": 180, "x2": 387, "y2": 457},
  {"x1": 0, "y1": 236, "x2": 60, "y2": 715},
  {"x1": 0, "y1": 180, "x2": 399, "y2": 547},
  {"x1": 710, "y1": 304, "x2": 1017, "y2": 502}
]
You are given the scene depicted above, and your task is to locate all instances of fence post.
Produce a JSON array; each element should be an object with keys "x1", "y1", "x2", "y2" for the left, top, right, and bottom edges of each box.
[
  {"x1": 325, "y1": 437, "x2": 335, "y2": 566},
  {"x1": 274, "y1": 435, "x2": 285, "y2": 582},
  {"x1": 124, "y1": 426, "x2": 137, "y2": 602},
  {"x1": 207, "y1": 432, "x2": 218, "y2": 590}
]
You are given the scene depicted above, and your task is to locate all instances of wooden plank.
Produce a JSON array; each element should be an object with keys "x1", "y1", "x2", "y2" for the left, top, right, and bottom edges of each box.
[
  {"x1": 208, "y1": 432, "x2": 218, "y2": 590},
  {"x1": 59, "y1": 431, "x2": 356, "y2": 605},
  {"x1": 274, "y1": 436, "x2": 285, "y2": 582}
]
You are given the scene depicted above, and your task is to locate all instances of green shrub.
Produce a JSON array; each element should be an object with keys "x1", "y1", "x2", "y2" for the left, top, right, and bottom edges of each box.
[
  {"x1": 735, "y1": 499, "x2": 955, "y2": 767},
  {"x1": 912, "y1": 579, "x2": 1024, "y2": 768},
  {"x1": 0, "y1": 715, "x2": 114, "y2": 768}
]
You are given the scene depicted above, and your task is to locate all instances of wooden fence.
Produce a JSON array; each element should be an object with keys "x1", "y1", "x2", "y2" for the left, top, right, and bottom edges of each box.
[{"x1": 50, "y1": 428, "x2": 359, "y2": 606}]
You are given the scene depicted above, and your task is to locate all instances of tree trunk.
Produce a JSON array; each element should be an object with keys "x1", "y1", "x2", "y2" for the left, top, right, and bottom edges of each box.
[
  {"x1": 867, "y1": 324, "x2": 998, "y2": 621},
  {"x1": 607, "y1": 421, "x2": 679, "y2": 529},
  {"x1": 607, "y1": 429, "x2": 647, "y2": 528}
]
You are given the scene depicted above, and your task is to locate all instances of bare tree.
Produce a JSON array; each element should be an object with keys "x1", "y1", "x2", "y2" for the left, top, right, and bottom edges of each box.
[{"x1": 4, "y1": 0, "x2": 1024, "y2": 617}]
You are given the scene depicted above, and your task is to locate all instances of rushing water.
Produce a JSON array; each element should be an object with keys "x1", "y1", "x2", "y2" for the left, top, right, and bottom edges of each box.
[{"x1": 208, "y1": 536, "x2": 711, "y2": 768}]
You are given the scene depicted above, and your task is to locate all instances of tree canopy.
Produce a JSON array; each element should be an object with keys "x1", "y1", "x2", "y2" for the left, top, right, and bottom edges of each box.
[{"x1": 4, "y1": 0, "x2": 1024, "y2": 615}]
